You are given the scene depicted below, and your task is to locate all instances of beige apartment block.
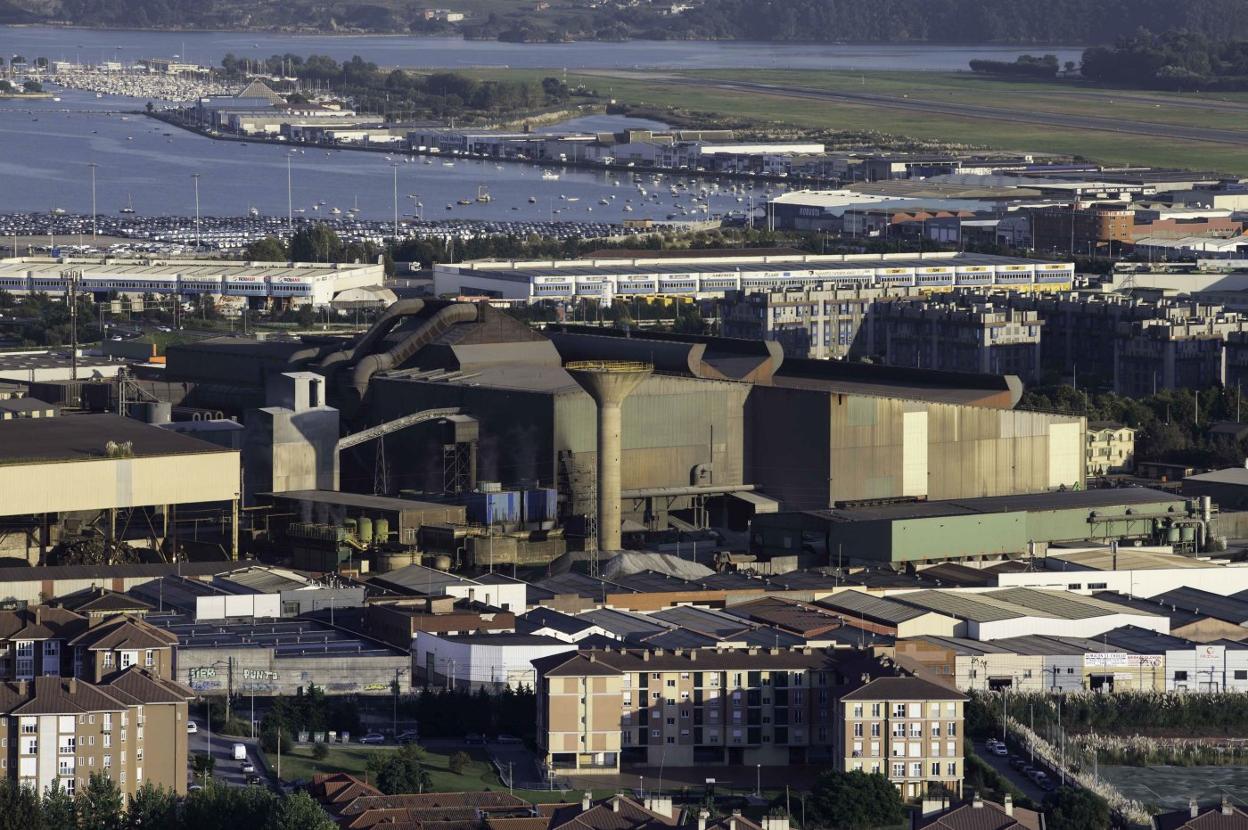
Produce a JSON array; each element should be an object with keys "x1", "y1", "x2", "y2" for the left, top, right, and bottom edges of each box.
[
  {"x1": 0, "y1": 671, "x2": 192, "y2": 798},
  {"x1": 533, "y1": 646, "x2": 879, "y2": 775},
  {"x1": 838, "y1": 677, "x2": 967, "y2": 800}
]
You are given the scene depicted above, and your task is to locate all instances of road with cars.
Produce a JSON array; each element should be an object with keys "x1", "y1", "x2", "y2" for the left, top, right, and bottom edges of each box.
[
  {"x1": 187, "y1": 721, "x2": 265, "y2": 791},
  {"x1": 977, "y1": 737, "x2": 1054, "y2": 804}
]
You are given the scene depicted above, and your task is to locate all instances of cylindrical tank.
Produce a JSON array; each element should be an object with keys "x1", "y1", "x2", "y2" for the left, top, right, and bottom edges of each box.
[
  {"x1": 1181, "y1": 525, "x2": 1196, "y2": 543},
  {"x1": 358, "y1": 517, "x2": 374, "y2": 545},
  {"x1": 1167, "y1": 524, "x2": 1181, "y2": 543},
  {"x1": 375, "y1": 549, "x2": 416, "y2": 572},
  {"x1": 342, "y1": 518, "x2": 359, "y2": 539},
  {"x1": 433, "y1": 554, "x2": 453, "y2": 571},
  {"x1": 374, "y1": 518, "x2": 390, "y2": 543}
]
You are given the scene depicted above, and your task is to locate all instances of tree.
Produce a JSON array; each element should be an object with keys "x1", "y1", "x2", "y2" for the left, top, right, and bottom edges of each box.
[
  {"x1": 805, "y1": 770, "x2": 905, "y2": 830},
  {"x1": 77, "y1": 772, "x2": 124, "y2": 830},
  {"x1": 125, "y1": 783, "x2": 178, "y2": 830},
  {"x1": 245, "y1": 236, "x2": 289, "y2": 262},
  {"x1": 311, "y1": 741, "x2": 329, "y2": 760},
  {"x1": 273, "y1": 791, "x2": 335, "y2": 830},
  {"x1": 448, "y1": 750, "x2": 471, "y2": 774},
  {"x1": 22, "y1": 80, "x2": 42, "y2": 93},
  {"x1": 192, "y1": 752, "x2": 216, "y2": 783},
  {"x1": 41, "y1": 779, "x2": 76, "y2": 829},
  {"x1": 0, "y1": 779, "x2": 44, "y2": 830},
  {"x1": 289, "y1": 225, "x2": 343, "y2": 263},
  {"x1": 1044, "y1": 787, "x2": 1110, "y2": 830},
  {"x1": 366, "y1": 743, "x2": 433, "y2": 794}
]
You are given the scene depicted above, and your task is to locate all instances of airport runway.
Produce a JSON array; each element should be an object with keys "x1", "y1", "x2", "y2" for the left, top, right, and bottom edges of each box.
[{"x1": 654, "y1": 75, "x2": 1248, "y2": 146}]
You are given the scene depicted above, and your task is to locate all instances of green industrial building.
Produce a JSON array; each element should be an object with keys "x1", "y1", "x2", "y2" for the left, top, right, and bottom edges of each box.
[{"x1": 750, "y1": 488, "x2": 1198, "y2": 566}]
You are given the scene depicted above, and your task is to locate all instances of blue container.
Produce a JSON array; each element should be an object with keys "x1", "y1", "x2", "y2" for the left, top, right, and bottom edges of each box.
[
  {"x1": 524, "y1": 488, "x2": 558, "y2": 523},
  {"x1": 466, "y1": 490, "x2": 521, "y2": 525}
]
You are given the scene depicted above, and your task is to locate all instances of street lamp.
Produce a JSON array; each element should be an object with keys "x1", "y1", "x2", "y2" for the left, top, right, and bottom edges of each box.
[
  {"x1": 87, "y1": 162, "x2": 98, "y2": 239},
  {"x1": 191, "y1": 173, "x2": 201, "y2": 250}
]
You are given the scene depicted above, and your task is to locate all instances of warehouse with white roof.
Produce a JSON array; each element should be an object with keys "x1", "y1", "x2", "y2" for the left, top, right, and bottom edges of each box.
[
  {"x1": 433, "y1": 251, "x2": 1074, "y2": 302},
  {"x1": 0, "y1": 257, "x2": 384, "y2": 306}
]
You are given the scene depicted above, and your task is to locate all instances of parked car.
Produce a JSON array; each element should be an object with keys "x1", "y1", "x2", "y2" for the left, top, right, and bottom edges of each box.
[
  {"x1": 991, "y1": 743, "x2": 1009, "y2": 756},
  {"x1": 1009, "y1": 756, "x2": 1027, "y2": 770},
  {"x1": 395, "y1": 730, "x2": 420, "y2": 744},
  {"x1": 241, "y1": 762, "x2": 256, "y2": 774},
  {"x1": 188, "y1": 784, "x2": 203, "y2": 793},
  {"x1": 495, "y1": 734, "x2": 521, "y2": 745},
  {"x1": 187, "y1": 721, "x2": 198, "y2": 734},
  {"x1": 1039, "y1": 778, "x2": 1057, "y2": 792},
  {"x1": 464, "y1": 733, "x2": 486, "y2": 745},
  {"x1": 359, "y1": 733, "x2": 386, "y2": 745}
]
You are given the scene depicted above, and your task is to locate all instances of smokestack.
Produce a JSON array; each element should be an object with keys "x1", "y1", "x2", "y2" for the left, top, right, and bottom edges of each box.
[{"x1": 566, "y1": 361, "x2": 653, "y2": 553}]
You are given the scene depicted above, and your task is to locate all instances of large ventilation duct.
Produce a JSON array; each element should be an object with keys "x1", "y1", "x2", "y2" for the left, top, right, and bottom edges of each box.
[
  {"x1": 565, "y1": 360, "x2": 653, "y2": 553},
  {"x1": 317, "y1": 298, "x2": 427, "y2": 371},
  {"x1": 349, "y1": 302, "x2": 479, "y2": 405}
]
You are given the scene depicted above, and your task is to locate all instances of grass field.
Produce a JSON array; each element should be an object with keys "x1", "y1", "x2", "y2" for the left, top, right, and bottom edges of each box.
[
  {"x1": 468, "y1": 67, "x2": 1248, "y2": 175},
  {"x1": 266, "y1": 744, "x2": 574, "y2": 803}
]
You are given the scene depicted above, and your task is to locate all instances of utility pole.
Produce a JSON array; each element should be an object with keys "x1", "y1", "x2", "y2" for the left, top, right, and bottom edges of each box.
[
  {"x1": 392, "y1": 162, "x2": 399, "y2": 241},
  {"x1": 286, "y1": 155, "x2": 293, "y2": 237},
  {"x1": 192, "y1": 173, "x2": 201, "y2": 250},
  {"x1": 65, "y1": 269, "x2": 80, "y2": 381},
  {"x1": 87, "y1": 162, "x2": 98, "y2": 239}
]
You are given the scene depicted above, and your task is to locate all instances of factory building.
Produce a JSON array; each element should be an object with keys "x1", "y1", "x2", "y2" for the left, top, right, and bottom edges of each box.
[
  {"x1": 147, "y1": 614, "x2": 410, "y2": 697},
  {"x1": 0, "y1": 415, "x2": 241, "y2": 563},
  {"x1": 0, "y1": 257, "x2": 384, "y2": 307},
  {"x1": 432, "y1": 252, "x2": 1075, "y2": 302},
  {"x1": 750, "y1": 489, "x2": 1193, "y2": 566},
  {"x1": 880, "y1": 588, "x2": 1168, "y2": 641},
  {"x1": 167, "y1": 299, "x2": 1087, "y2": 554}
]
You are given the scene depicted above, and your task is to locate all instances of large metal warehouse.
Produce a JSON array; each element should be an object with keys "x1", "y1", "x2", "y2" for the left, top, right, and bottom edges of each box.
[{"x1": 750, "y1": 488, "x2": 1191, "y2": 565}]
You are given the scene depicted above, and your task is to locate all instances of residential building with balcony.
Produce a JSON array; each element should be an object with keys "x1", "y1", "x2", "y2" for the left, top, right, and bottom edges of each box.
[
  {"x1": 531, "y1": 646, "x2": 878, "y2": 775},
  {"x1": 1087, "y1": 421, "x2": 1136, "y2": 477},
  {"x1": 0, "y1": 670, "x2": 193, "y2": 798},
  {"x1": 838, "y1": 676, "x2": 967, "y2": 800}
]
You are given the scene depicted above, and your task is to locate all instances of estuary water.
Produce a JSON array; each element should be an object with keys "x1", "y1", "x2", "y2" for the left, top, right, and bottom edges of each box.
[{"x1": 0, "y1": 27, "x2": 1084, "y2": 71}]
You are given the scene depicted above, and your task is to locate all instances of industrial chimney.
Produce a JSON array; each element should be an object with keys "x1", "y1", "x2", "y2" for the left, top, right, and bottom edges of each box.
[{"x1": 566, "y1": 360, "x2": 653, "y2": 553}]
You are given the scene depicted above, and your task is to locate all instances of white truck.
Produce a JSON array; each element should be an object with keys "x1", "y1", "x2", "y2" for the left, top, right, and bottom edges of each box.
[{"x1": 233, "y1": 743, "x2": 247, "y2": 762}]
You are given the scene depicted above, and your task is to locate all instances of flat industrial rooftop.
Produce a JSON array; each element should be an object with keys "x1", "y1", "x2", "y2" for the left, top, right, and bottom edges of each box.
[
  {"x1": 0, "y1": 257, "x2": 374, "y2": 281},
  {"x1": 0, "y1": 414, "x2": 233, "y2": 465}
]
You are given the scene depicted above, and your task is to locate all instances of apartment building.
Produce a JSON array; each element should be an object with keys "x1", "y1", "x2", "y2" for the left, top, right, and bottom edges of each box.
[
  {"x1": 838, "y1": 677, "x2": 967, "y2": 800},
  {"x1": 1086, "y1": 421, "x2": 1136, "y2": 477},
  {"x1": 532, "y1": 646, "x2": 877, "y2": 774},
  {"x1": 950, "y1": 291, "x2": 1248, "y2": 394},
  {"x1": 866, "y1": 301, "x2": 1043, "y2": 381},
  {"x1": 1031, "y1": 205, "x2": 1135, "y2": 256},
  {"x1": 721, "y1": 285, "x2": 930, "y2": 360},
  {"x1": 0, "y1": 670, "x2": 193, "y2": 798},
  {"x1": 0, "y1": 607, "x2": 177, "y2": 684}
]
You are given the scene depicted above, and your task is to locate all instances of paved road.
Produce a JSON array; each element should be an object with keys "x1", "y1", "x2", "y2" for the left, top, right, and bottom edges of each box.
[
  {"x1": 973, "y1": 738, "x2": 1051, "y2": 804},
  {"x1": 189, "y1": 730, "x2": 264, "y2": 790},
  {"x1": 649, "y1": 75, "x2": 1248, "y2": 146}
]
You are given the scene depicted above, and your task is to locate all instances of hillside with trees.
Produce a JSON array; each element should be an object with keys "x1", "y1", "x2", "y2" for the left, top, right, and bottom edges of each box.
[{"x1": 8, "y1": 0, "x2": 1248, "y2": 41}]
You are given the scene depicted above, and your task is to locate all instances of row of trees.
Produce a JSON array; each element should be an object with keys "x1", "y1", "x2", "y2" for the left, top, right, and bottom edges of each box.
[
  {"x1": 1022, "y1": 385, "x2": 1248, "y2": 468},
  {"x1": 1000, "y1": 690, "x2": 1248, "y2": 737},
  {"x1": 969, "y1": 54, "x2": 1066, "y2": 78},
  {"x1": 0, "y1": 774, "x2": 331, "y2": 830},
  {"x1": 218, "y1": 54, "x2": 570, "y2": 120},
  {"x1": 396, "y1": 686, "x2": 537, "y2": 739},
  {"x1": 1081, "y1": 29, "x2": 1248, "y2": 89}
]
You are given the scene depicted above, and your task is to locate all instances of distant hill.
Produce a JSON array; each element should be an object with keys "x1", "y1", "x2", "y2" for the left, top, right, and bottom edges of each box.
[{"x1": 5, "y1": 0, "x2": 1248, "y2": 42}]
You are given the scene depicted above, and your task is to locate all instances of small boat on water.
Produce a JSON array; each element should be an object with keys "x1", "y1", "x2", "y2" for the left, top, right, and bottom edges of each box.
[
  {"x1": 541, "y1": 171, "x2": 560, "y2": 181},
  {"x1": 120, "y1": 194, "x2": 136, "y2": 214},
  {"x1": 528, "y1": 196, "x2": 537, "y2": 204}
]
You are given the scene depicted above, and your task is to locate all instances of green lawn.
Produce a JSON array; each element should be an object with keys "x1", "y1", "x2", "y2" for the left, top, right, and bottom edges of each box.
[
  {"x1": 263, "y1": 744, "x2": 575, "y2": 802},
  {"x1": 465, "y1": 67, "x2": 1248, "y2": 175}
]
